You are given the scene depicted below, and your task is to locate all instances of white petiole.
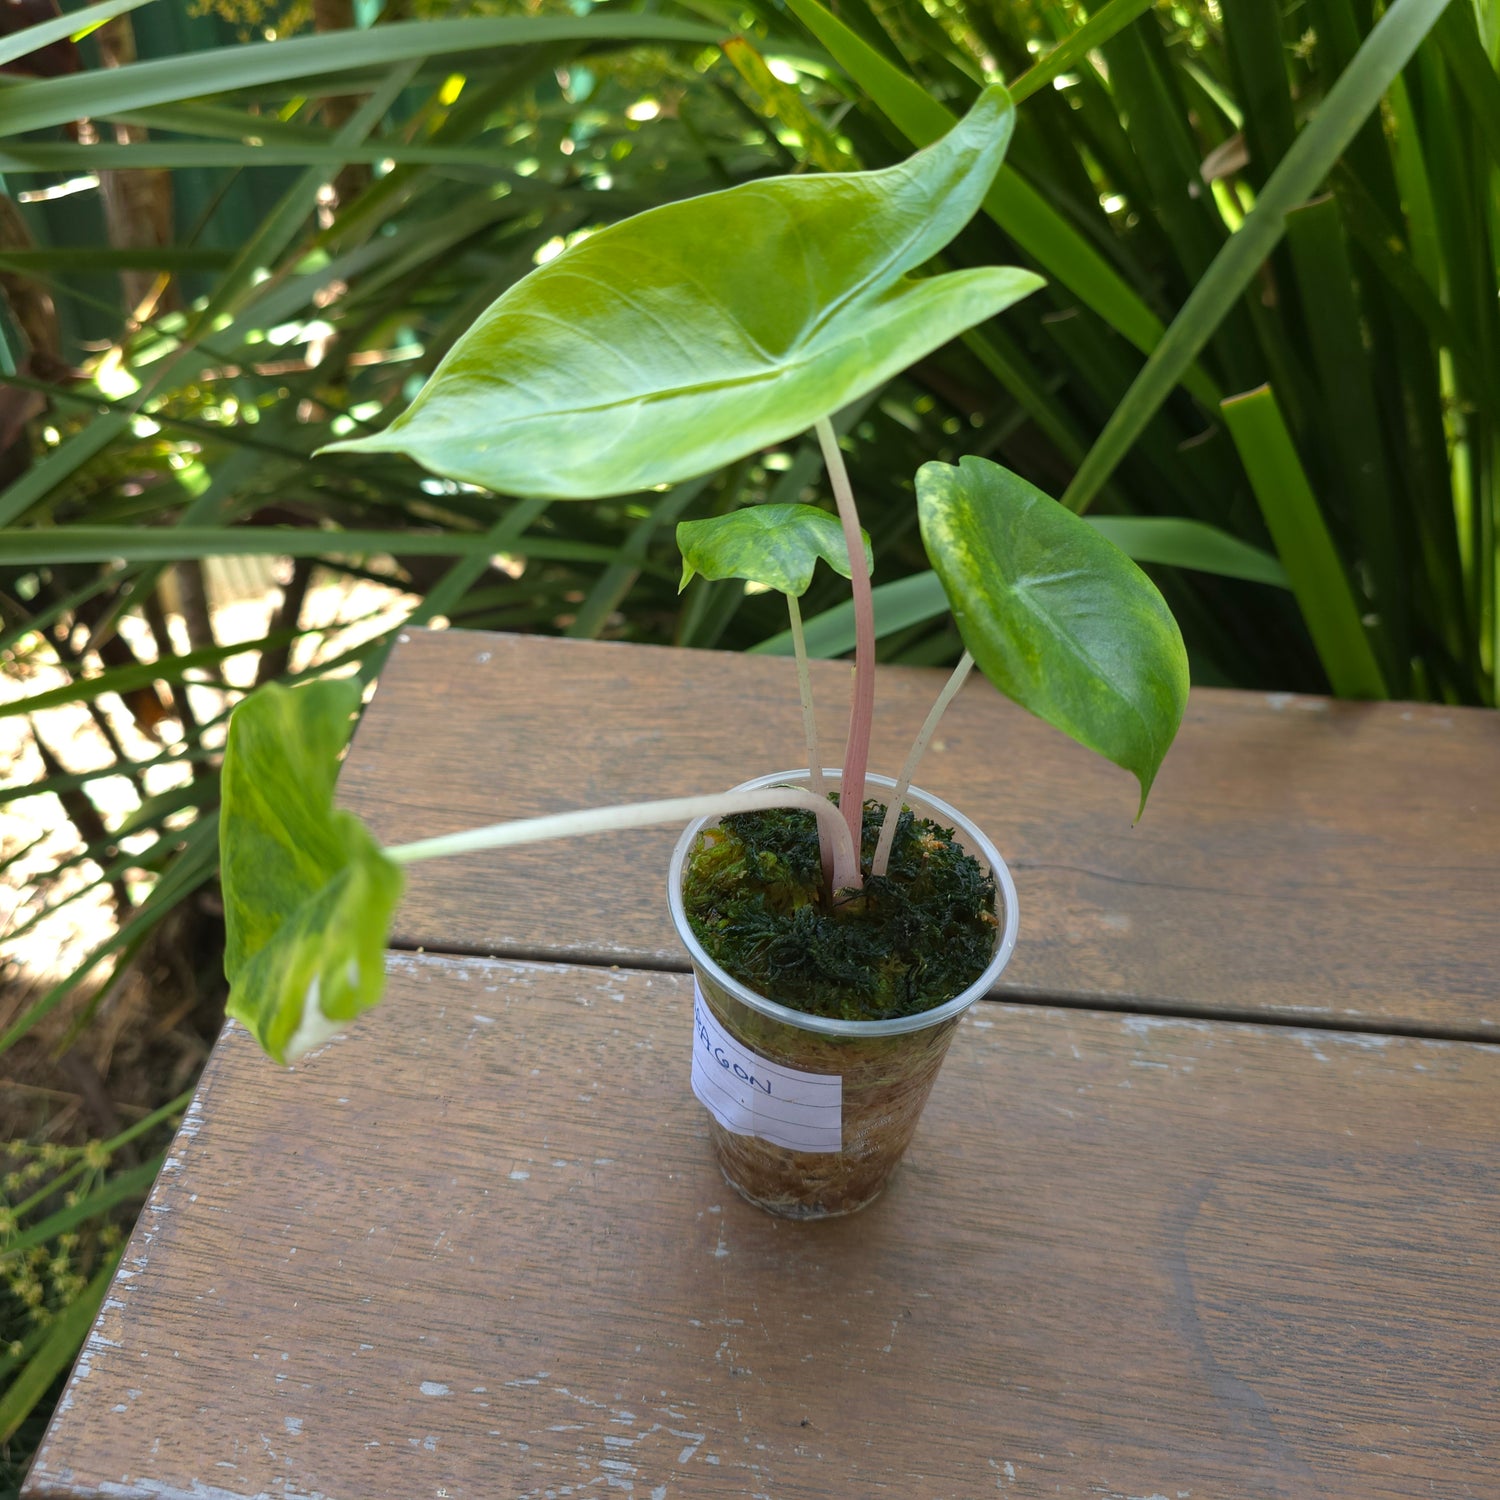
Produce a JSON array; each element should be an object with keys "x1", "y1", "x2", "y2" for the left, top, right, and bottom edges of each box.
[
  {"x1": 785, "y1": 593, "x2": 826, "y2": 804},
  {"x1": 870, "y1": 650, "x2": 976, "y2": 878},
  {"x1": 816, "y1": 416, "x2": 874, "y2": 891},
  {"x1": 385, "y1": 785, "x2": 862, "y2": 891}
]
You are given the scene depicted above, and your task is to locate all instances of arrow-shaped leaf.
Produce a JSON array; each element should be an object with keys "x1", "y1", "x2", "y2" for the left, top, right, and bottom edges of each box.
[
  {"x1": 323, "y1": 85, "x2": 1043, "y2": 499},
  {"x1": 220, "y1": 679, "x2": 402, "y2": 1064},
  {"x1": 917, "y1": 456, "x2": 1189, "y2": 813},
  {"x1": 676, "y1": 504, "x2": 873, "y2": 596}
]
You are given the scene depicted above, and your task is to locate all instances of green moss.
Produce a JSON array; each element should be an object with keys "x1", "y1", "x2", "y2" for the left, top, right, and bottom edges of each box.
[{"x1": 681, "y1": 797, "x2": 998, "y2": 1023}]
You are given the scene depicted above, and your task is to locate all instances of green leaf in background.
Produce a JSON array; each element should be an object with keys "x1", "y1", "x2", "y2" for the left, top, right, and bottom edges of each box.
[
  {"x1": 676, "y1": 504, "x2": 873, "y2": 595},
  {"x1": 0, "y1": 630, "x2": 296, "y2": 723},
  {"x1": 1085, "y1": 516, "x2": 1290, "y2": 587},
  {"x1": 323, "y1": 85, "x2": 1043, "y2": 498},
  {"x1": 0, "y1": 526, "x2": 498, "y2": 564},
  {"x1": 722, "y1": 34, "x2": 855, "y2": 171},
  {"x1": 0, "y1": 15, "x2": 729, "y2": 136},
  {"x1": 917, "y1": 456, "x2": 1189, "y2": 812},
  {"x1": 1007, "y1": 0, "x2": 1156, "y2": 103},
  {"x1": 752, "y1": 518, "x2": 1286, "y2": 656},
  {"x1": 0, "y1": 0, "x2": 159, "y2": 71},
  {"x1": 1060, "y1": 0, "x2": 1456, "y2": 513},
  {"x1": 220, "y1": 679, "x2": 402, "y2": 1065},
  {"x1": 779, "y1": 0, "x2": 1223, "y2": 411},
  {"x1": 0, "y1": 1255, "x2": 120, "y2": 1445}
]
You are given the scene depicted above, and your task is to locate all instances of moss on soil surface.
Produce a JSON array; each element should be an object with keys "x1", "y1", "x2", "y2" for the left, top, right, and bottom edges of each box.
[{"x1": 681, "y1": 797, "x2": 998, "y2": 1023}]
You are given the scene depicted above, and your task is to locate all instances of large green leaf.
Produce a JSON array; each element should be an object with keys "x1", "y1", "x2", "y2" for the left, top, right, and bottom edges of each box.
[
  {"x1": 323, "y1": 85, "x2": 1043, "y2": 498},
  {"x1": 676, "y1": 504, "x2": 873, "y2": 595},
  {"x1": 220, "y1": 679, "x2": 402, "y2": 1064},
  {"x1": 751, "y1": 518, "x2": 1286, "y2": 656},
  {"x1": 917, "y1": 456, "x2": 1189, "y2": 812},
  {"x1": 779, "y1": 0, "x2": 1223, "y2": 411}
]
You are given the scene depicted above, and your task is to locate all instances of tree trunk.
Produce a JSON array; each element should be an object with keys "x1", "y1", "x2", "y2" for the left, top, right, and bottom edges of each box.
[
  {"x1": 312, "y1": 0, "x2": 370, "y2": 211},
  {"x1": 94, "y1": 15, "x2": 178, "y2": 317}
]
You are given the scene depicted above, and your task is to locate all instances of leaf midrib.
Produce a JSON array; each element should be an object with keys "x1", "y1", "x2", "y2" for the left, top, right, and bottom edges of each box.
[{"x1": 393, "y1": 269, "x2": 1030, "y2": 443}]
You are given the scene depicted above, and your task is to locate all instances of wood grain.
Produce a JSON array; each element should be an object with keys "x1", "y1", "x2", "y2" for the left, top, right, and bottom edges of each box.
[
  {"x1": 337, "y1": 628, "x2": 1500, "y2": 1036},
  {"x1": 27, "y1": 955, "x2": 1500, "y2": 1500}
]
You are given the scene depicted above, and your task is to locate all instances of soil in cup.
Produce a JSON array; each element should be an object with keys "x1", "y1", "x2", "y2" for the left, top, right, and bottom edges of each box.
[{"x1": 679, "y1": 795, "x2": 998, "y2": 1024}]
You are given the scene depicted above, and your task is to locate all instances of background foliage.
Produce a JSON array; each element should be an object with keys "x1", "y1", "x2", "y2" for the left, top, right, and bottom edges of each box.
[{"x1": 1, "y1": 0, "x2": 1495, "y2": 1482}]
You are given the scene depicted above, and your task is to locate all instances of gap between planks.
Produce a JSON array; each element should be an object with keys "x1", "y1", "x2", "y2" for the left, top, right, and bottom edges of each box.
[{"x1": 383, "y1": 938, "x2": 1500, "y2": 1050}]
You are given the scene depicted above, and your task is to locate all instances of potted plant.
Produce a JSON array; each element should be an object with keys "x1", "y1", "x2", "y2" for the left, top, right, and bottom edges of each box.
[{"x1": 220, "y1": 84, "x2": 1188, "y2": 1216}]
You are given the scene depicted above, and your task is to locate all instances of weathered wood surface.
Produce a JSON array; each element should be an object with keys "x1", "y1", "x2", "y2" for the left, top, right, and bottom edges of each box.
[
  {"x1": 339, "y1": 628, "x2": 1500, "y2": 1037},
  {"x1": 27, "y1": 954, "x2": 1500, "y2": 1500}
]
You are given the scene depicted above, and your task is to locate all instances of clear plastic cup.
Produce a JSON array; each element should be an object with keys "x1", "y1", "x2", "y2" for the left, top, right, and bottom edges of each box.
[{"x1": 668, "y1": 770, "x2": 1019, "y2": 1219}]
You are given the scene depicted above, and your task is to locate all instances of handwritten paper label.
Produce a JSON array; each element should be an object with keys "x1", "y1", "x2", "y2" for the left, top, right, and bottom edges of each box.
[{"x1": 691, "y1": 979, "x2": 842, "y2": 1153}]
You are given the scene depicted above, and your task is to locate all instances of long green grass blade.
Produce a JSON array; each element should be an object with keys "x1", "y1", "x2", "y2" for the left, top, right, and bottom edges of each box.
[
  {"x1": 960, "y1": 323, "x2": 1090, "y2": 467},
  {"x1": 1434, "y1": 1, "x2": 1500, "y2": 166},
  {"x1": 4, "y1": 817, "x2": 206, "y2": 947},
  {"x1": 5, "y1": 1090, "x2": 194, "y2": 1224},
  {"x1": 0, "y1": 414, "x2": 131, "y2": 528},
  {"x1": 754, "y1": 570, "x2": 949, "y2": 657},
  {"x1": 0, "y1": 1161, "x2": 162, "y2": 1264},
  {"x1": 2, "y1": 631, "x2": 293, "y2": 721},
  {"x1": 0, "y1": 741, "x2": 215, "y2": 806},
  {"x1": 0, "y1": 246, "x2": 233, "y2": 271},
  {"x1": 0, "y1": 16, "x2": 727, "y2": 136},
  {"x1": 1331, "y1": 164, "x2": 1498, "y2": 411},
  {"x1": 1008, "y1": 0, "x2": 1156, "y2": 104},
  {"x1": 188, "y1": 61, "x2": 421, "y2": 340},
  {"x1": 0, "y1": 566, "x2": 125, "y2": 656},
  {"x1": 1221, "y1": 385, "x2": 1388, "y2": 698},
  {"x1": 1087, "y1": 517, "x2": 1290, "y2": 585},
  {"x1": 1284, "y1": 195, "x2": 1408, "y2": 682},
  {"x1": 566, "y1": 474, "x2": 715, "y2": 640},
  {"x1": 0, "y1": 142, "x2": 518, "y2": 171},
  {"x1": 0, "y1": 527, "x2": 494, "y2": 563},
  {"x1": 1221, "y1": 0, "x2": 1297, "y2": 188},
  {"x1": 754, "y1": 513, "x2": 1288, "y2": 657},
  {"x1": 0, "y1": 526, "x2": 621, "y2": 567},
  {"x1": 357, "y1": 497, "x2": 551, "y2": 685},
  {"x1": 1062, "y1": 0, "x2": 1456, "y2": 513},
  {"x1": 0, "y1": 0, "x2": 159, "y2": 70},
  {"x1": 0, "y1": 1254, "x2": 121, "y2": 1445},
  {"x1": 1382, "y1": 72, "x2": 1446, "y2": 295},
  {"x1": 0, "y1": 816, "x2": 218, "y2": 1059}
]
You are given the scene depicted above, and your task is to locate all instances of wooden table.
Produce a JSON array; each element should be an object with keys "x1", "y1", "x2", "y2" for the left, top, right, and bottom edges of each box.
[{"x1": 24, "y1": 629, "x2": 1500, "y2": 1500}]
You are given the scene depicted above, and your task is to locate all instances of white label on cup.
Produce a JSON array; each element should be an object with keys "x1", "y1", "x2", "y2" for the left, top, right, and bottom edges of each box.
[{"x1": 690, "y1": 979, "x2": 842, "y2": 1153}]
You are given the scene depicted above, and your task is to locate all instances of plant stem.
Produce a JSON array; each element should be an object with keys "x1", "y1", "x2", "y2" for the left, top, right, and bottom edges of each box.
[
  {"x1": 815, "y1": 415, "x2": 874, "y2": 881},
  {"x1": 786, "y1": 591, "x2": 833, "y2": 887},
  {"x1": 785, "y1": 593, "x2": 826, "y2": 802},
  {"x1": 871, "y1": 650, "x2": 975, "y2": 878},
  {"x1": 385, "y1": 786, "x2": 862, "y2": 891}
]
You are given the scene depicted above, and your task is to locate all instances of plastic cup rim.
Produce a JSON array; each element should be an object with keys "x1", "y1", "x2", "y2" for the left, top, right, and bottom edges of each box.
[{"x1": 666, "y1": 768, "x2": 1020, "y2": 1038}]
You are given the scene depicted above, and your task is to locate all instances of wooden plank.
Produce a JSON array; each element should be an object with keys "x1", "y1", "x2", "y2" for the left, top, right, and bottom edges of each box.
[
  {"x1": 337, "y1": 628, "x2": 1500, "y2": 1036},
  {"x1": 27, "y1": 954, "x2": 1500, "y2": 1500}
]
